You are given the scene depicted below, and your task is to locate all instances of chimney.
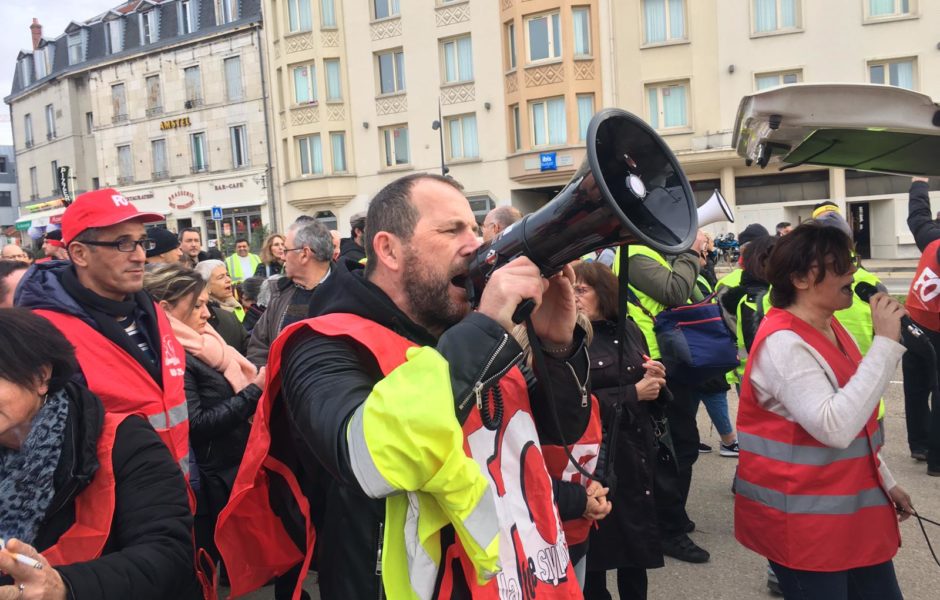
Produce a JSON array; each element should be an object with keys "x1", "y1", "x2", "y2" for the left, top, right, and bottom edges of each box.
[{"x1": 30, "y1": 18, "x2": 42, "y2": 50}]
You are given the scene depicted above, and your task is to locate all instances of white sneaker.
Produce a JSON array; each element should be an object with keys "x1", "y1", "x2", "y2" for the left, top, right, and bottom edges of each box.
[{"x1": 720, "y1": 441, "x2": 740, "y2": 457}]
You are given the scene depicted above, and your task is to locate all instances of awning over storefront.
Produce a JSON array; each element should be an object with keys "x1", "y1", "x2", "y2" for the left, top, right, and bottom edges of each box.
[{"x1": 14, "y1": 207, "x2": 67, "y2": 230}]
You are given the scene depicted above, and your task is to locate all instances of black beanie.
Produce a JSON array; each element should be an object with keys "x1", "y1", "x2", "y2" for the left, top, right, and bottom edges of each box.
[
  {"x1": 146, "y1": 227, "x2": 180, "y2": 258},
  {"x1": 738, "y1": 223, "x2": 770, "y2": 246}
]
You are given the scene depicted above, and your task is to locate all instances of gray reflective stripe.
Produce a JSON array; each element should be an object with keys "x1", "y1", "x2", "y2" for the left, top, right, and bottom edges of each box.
[
  {"x1": 148, "y1": 402, "x2": 189, "y2": 430},
  {"x1": 462, "y1": 485, "x2": 499, "y2": 560},
  {"x1": 404, "y1": 493, "x2": 438, "y2": 600},
  {"x1": 178, "y1": 453, "x2": 191, "y2": 476},
  {"x1": 739, "y1": 427, "x2": 883, "y2": 466},
  {"x1": 347, "y1": 404, "x2": 395, "y2": 499},
  {"x1": 735, "y1": 478, "x2": 889, "y2": 515}
]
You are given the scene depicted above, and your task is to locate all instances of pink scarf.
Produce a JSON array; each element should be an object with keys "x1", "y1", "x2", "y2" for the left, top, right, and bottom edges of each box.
[{"x1": 168, "y1": 314, "x2": 257, "y2": 391}]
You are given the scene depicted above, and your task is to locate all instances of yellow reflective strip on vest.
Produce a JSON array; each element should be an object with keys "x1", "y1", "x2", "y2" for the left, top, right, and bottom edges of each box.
[{"x1": 613, "y1": 246, "x2": 671, "y2": 358}]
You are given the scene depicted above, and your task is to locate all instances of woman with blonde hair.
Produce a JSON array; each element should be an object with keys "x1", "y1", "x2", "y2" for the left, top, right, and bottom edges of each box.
[
  {"x1": 144, "y1": 263, "x2": 265, "y2": 565},
  {"x1": 254, "y1": 234, "x2": 286, "y2": 278}
]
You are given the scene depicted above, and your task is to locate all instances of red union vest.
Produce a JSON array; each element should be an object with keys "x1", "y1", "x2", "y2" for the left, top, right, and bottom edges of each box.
[
  {"x1": 216, "y1": 313, "x2": 585, "y2": 600},
  {"x1": 906, "y1": 238, "x2": 940, "y2": 332},
  {"x1": 34, "y1": 308, "x2": 191, "y2": 482},
  {"x1": 43, "y1": 412, "x2": 129, "y2": 566},
  {"x1": 540, "y1": 397, "x2": 602, "y2": 546},
  {"x1": 734, "y1": 308, "x2": 900, "y2": 571}
]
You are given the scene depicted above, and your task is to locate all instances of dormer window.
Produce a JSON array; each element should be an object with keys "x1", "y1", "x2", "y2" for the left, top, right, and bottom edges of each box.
[
  {"x1": 34, "y1": 47, "x2": 50, "y2": 79},
  {"x1": 179, "y1": 0, "x2": 197, "y2": 34},
  {"x1": 67, "y1": 32, "x2": 84, "y2": 65},
  {"x1": 18, "y1": 57, "x2": 32, "y2": 87},
  {"x1": 140, "y1": 11, "x2": 159, "y2": 45},
  {"x1": 105, "y1": 20, "x2": 124, "y2": 54}
]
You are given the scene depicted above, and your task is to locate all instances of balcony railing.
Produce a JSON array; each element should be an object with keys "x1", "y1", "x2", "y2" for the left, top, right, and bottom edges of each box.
[
  {"x1": 25, "y1": 140, "x2": 34, "y2": 148},
  {"x1": 117, "y1": 176, "x2": 134, "y2": 185},
  {"x1": 112, "y1": 113, "x2": 128, "y2": 124},
  {"x1": 190, "y1": 164, "x2": 208, "y2": 174},
  {"x1": 46, "y1": 132, "x2": 56, "y2": 140},
  {"x1": 184, "y1": 98, "x2": 204, "y2": 109},
  {"x1": 146, "y1": 106, "x2": 164, "y2": 117},
  {"x1": 152, "y1": 170, "x2": 169, "y2": 180}
]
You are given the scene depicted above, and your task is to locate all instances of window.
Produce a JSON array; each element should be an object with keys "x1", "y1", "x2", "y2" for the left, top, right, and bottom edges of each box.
[
  {"x1": 191, "y1": 132, "x2": 209, "y2": 172},
  {"x1": 755, "y1": 70, "x2": 801, "y2": 90},
  {"x1": 506, "y1": 22, "x2": 516, "y2": 70},
  {"x1": 117, "y1": 145, "x2": 134, "y2": 184},
  {"x1": 573, "y1": 7, "x2": 591, "y2": 56},
  {"x1": 112, "y1": 84, "x2": 127, "y2": 122},
  {"x1": 869, "y1": 58, "x2": 915, "y2": 89},
  {"x1": 324, "y1": 59, "x2": 342, "y2": 101},
  {"x1": 868, "y1": 0, "x2": 910, "y2": 18},
  {"x1": 105, "y1": 20, "x2": 123, "y2": 54},
  {"x1": 51, "y1": 160, "x2": 59, "y2": 193},
  {"x1": 288, "y1": 0, "x2": 311, "y2": 32},
  {"x1": 68, "y1": 32, "x2": 84, "y2": 65},
  {"x1": 373, "y1": 0, "x2": 399, "y2": 20},
  {"x1": 18, "y1": 58, "x2": 32, "y2": 88},
  {"x1": 298, "y1": 134, "x2": 323, "y2": 175},
  {"x1": 146, "y1": 75, "x2": 163, "y2": 115},
  {"x1": 753, "y1": 0, "x2": 798, "y2": 33},
  {"x1": 86, "y1": 112, "x2": 94, "y2": 134},
  {"x1": 377, "y1": 50, "x2": 405, "y2": 94},
  {"x1": 643, "y1": 0, "x2": 686, "y2": 44},
  {"x1": 441, "y1": 36, "x2": 473, "y2": 84},
  {"x1": 330, "y1": 132, "x2": 346, "y2": 172},
  {"x1": 0, "y1": 192, "x2": 11, "y2": 207},
  {"x1": 526, "y1": 12, "x2": 561, "y2": 62},
  {"x1": 577, "y1": 94, "x2": 594, "y2": 141},
  {"x1": 225, "y1": 57, "x2": 244, "y2": 101},
  {"x1": 292, "y1": 64, "x2": 317, "y2": 104},
  {"x1": 29, "y1": 167, "x2": 38, "y2": 199},
  {"x1": 231, "y1": 125, "x2": 249, "y2": 168},
  {"x1": 34, "y1": 47, "x2": 50, "y2": 79},
  {"x1": 530, "y1": 97, "x2": 566, "y2": 146},
  {"x1": 446, "y1": 114, "x2": 479, "y2": 160},
  {"x1": 0, "y1": 157, "x2": 6, "y2": 173},
  {"x1": 152, "y1": 139, "x2": 168, "y2": 178},
  {"x1": 24, "y1": 114, "x2": 33, "y2": 147},
  {"x1": 140, "y1": 11, "x2": 158, "y2": 45},
  {"x1": 381, "y1": 125, "x2": 410, "y2": 167},
  {"x1": 184, "y1": 66, "x2": 203, "y2": 105},
  {"x1": 647, "y1": 82, "x2": 689, "y2": 130},
  {"x1": 218, "y1": 0, "x2": 239, "y2": 24},
  {"x1": 45, "y1": 104, "x2": 56, "y2": 140},
  {"x1": 179, "y1": 0, "x2": 195, "y2": 34},
  {"x1": 511, "y1": 104, "x2": 521, "y2": 151},
  {"x1": 321, "y1": 0, "x2": 336, "y2": 27}
]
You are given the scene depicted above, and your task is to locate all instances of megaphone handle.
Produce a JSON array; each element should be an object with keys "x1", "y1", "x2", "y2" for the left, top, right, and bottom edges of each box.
[{"x1": 511, "y1": 299, "x2": 537, "y2": 324}]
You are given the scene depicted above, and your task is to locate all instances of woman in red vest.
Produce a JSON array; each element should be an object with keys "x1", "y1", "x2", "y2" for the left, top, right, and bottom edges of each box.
[
  {"x1": 734, "y1": 222, "x2": 914, "y2": 599},
  {"x1": 0, "y1": 308, "x2": 201, "y2": 600}
]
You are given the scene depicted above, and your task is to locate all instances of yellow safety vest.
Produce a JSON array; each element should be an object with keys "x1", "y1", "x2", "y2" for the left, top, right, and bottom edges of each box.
[
  {"x1": 225, "y1": 253, "x2": 261, "y2": 283},
  {"x1": 716, "y1": 268, "x2": 743, "y2": 293},
  {"x1": 612, "y1": 246, "x2": 671, "y2": 359}
]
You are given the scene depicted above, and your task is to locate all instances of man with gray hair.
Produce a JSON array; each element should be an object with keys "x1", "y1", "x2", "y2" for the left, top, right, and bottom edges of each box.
[
  {"x1": 247, "y1": 217, "x2": 333, "y2": 366},
  {"x1": 481, "y1": 205, "x2": 523, "y2": 243}
]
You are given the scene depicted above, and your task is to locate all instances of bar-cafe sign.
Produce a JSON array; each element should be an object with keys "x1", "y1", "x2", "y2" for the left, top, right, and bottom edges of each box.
[{"x1": 160, "y1": 116, "x2": 192, "y2": 131}]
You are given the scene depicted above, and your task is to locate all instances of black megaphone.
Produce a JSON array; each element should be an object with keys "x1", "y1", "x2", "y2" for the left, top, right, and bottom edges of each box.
[{"x1": 464, "y1": 108, "x2": 699, "y2": 321}]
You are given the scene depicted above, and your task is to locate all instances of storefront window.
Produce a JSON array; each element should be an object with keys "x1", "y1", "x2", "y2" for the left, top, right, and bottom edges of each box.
[{"x1": 205, "y1": 206, "x2": 265, "y2": 254}]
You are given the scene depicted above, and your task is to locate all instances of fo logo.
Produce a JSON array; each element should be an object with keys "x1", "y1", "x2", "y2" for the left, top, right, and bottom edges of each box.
[
  {"x1": 112, "y1": 194, "x2": 129, "y2": 207},
  {"x1": 912, "y1": 266, "x2": 940, "y2": 304}
]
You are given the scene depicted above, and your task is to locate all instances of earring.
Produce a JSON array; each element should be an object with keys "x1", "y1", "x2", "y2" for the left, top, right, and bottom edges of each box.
[{"x1": 40, "y1": 393, "x2": 49, "y2": 408}]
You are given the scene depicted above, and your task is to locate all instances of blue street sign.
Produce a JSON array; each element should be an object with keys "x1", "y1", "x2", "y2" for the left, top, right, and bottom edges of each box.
[
  {"x1": 540, "y1": 152, "x2": 557, "y2": 172},
  {"x1": 211, "y1": 206, "x2": 223, "y2": 221}
]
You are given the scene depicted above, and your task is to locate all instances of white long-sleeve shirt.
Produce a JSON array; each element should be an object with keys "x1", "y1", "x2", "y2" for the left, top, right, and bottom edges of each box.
[{"x1": 748, "y1": 330, "x2": 906, "y2": 491}]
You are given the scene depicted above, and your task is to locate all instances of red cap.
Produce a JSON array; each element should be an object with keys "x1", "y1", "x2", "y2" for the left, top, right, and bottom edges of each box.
[{"x1": 62, "y1": 188, "x2": 164, "y2": 244}]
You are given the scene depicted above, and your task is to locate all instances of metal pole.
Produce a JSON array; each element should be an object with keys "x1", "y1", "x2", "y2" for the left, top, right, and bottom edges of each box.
[{"x1": 437, "y1": 100, "x2": 447, "y2": 176}]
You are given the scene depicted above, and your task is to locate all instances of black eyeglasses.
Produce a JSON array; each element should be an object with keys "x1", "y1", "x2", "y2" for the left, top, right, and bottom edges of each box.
[
  {"x1": 282, "y1": 246, "x2": 307, "y2": 254},
  {"x1": 80, "y1": 238, "x2": 157, "y2": 253}
]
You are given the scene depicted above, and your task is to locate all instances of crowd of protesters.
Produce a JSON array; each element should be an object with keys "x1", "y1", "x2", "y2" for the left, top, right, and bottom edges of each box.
[{"x1": 0, "y1": 174, "x2": 934, "y2": 600}]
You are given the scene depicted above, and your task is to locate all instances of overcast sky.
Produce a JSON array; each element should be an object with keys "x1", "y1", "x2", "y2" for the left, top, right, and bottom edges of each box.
[{"x1": 0, "y1": 0, "x2": 118, "y2": 145}]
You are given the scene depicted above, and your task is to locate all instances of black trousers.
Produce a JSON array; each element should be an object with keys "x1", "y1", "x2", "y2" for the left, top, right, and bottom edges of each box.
[
  {"x1": 901, "y1": 327, "x2": 940, "y2": 467},
  {"x1": 583, "y1": 568, "x2": 648, "y2": 600},
  {"x1": 653, "y1": 380, "x2": 700, "y2": 537}
]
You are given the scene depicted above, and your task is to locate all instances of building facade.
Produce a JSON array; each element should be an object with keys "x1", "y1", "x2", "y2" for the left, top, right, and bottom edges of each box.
[
  {"x1": 6, "y1": 0, "x2": 275, "y2": 251},
  {"x1": 0, "y1": 146, "x2": 18, "y2": 245},
  {"x1": 607, "y1": 0, "x2": 940, "y2": 258}
]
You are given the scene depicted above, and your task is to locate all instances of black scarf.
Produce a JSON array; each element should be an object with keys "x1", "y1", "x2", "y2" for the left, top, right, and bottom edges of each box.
[{"x1": 59, "y1": 267, "x2": 163, "y2": 385}]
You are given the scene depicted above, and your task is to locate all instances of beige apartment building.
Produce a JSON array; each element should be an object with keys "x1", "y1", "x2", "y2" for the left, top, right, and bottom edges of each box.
[
  {"x1": 607, "y1": 0, "x2": 940, "y2": 258},
  {"x1": 6, "y1": 0, "x2": 274, "y2": 249}
]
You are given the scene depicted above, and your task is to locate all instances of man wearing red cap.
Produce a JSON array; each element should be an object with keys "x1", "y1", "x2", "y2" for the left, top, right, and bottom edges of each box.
[
  {"x1": 14, "y1": 189, "x2": 194, "y2": 484},
  {"x1": 34, "y1": 229, "x2": 69, "y2": 263}
]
